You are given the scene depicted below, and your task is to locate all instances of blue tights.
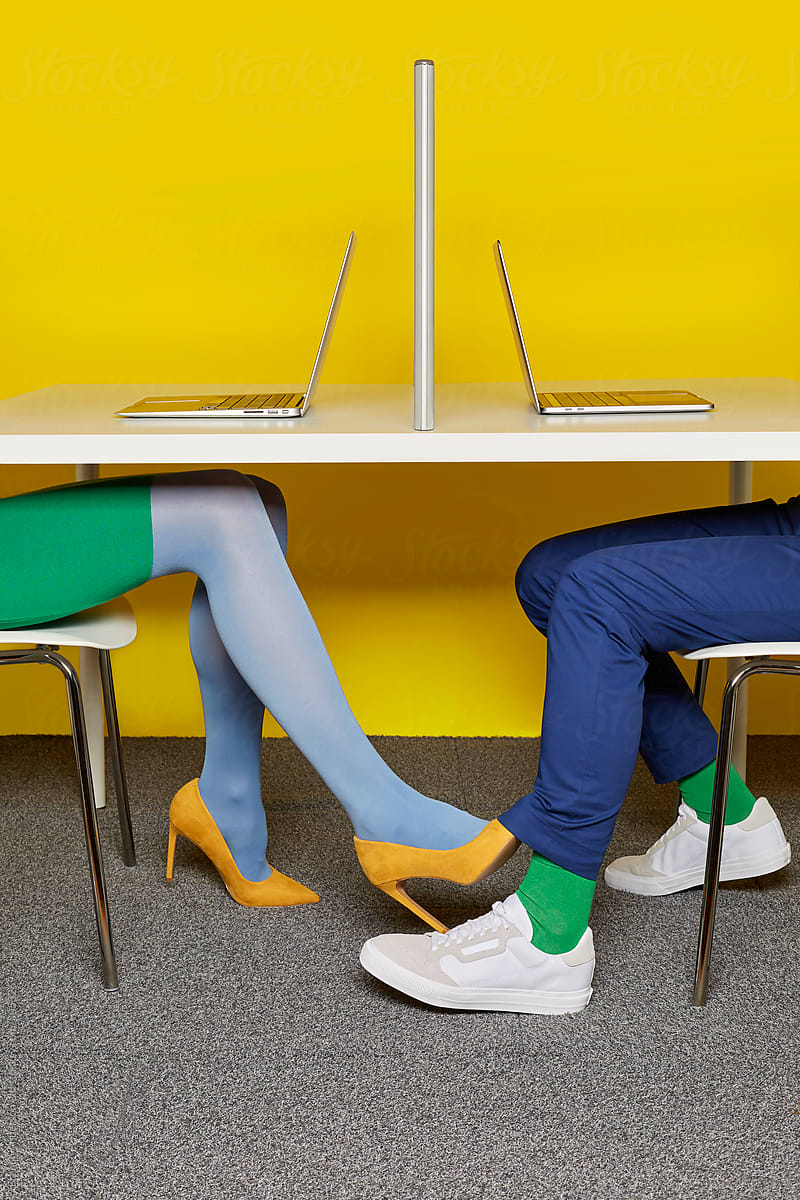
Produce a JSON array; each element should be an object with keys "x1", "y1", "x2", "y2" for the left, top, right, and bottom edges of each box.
[{"x1": 149, "y1": 471, "x2": 484, "y2": 881}]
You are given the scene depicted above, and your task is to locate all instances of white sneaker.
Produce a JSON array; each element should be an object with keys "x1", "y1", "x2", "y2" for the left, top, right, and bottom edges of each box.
[
  {"x1": 604, "y1": 795, "x2": 791, "y2": 896},
  {"x1": 359, "y1": 894, "x2": 594, "y2": 1015}
]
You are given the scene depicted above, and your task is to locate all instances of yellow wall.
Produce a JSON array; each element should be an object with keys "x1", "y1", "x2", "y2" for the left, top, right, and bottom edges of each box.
[{"x1": 1, "y1": 3, "x2": 799, "y2": 739}]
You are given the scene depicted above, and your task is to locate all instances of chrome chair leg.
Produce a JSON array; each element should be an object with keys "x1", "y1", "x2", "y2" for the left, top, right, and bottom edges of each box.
[
  {"x1": 692, "y1": 658, "x2": 710, "y2": 707},
  {"x1": 692, "y1": 665, "x2": 742, "y2": 1007},
  {"x1": 49, "y1": 650, "x2": 119, "y2": 991},
  {"x1": 693, "y1": 656, "x2": 800, "y2": 1007},
  {"x1": 0, "y1": 639, "x2": 130, "y2": 991},
  {"x1": 678, "y1": 659, "x2": 712, "y2": 820},
  {"x1": 99, "y1": 649, "x2": 135, "y2": 867}
]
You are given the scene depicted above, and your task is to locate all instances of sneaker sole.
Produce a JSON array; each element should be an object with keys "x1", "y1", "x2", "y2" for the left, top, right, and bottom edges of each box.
[
  {"x1": 604, "y1": 841, "x2": 791, "y2": 896},
  {"x1": 359, "y1": 941, "x2": 593, "y2": 1015}
]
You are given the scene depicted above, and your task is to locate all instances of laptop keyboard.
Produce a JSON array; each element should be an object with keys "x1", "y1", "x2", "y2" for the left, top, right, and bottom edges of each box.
[
  {"x1": 542, "y1": 390, "x2": 698, "y2": 409},
  {"x1": 200, "y1": 393, "x2": 305, "y2": 410},
  {"x1": 542, "y1": 391, "x2": 641, "y2": 407}
]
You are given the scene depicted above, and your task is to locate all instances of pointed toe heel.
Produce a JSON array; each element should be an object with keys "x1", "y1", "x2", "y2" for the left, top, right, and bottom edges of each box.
[
  {"x1": 167, "y1": 779, "x2": 319, "y2": 907},
  {"x1": 354, "y1": 818, "x2": 519, "y2": 932}
]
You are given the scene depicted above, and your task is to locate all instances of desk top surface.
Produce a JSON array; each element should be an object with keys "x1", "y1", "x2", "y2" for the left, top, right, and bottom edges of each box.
[{"x1": 1, "y1": 377, "x2": 799, "y2": 463}]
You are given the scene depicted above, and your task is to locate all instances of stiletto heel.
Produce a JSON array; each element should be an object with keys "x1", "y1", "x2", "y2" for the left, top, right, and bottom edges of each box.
[
  {"x1": 354, "y1": 818, "x2": 520, "y2": 931},
  {"x1": 166, "y1": 821, "x2": 177, "y2": 882},
  {"x1": 375, "y1": 880, "x2": 448, "y2": 933},
  {"x1": 167, "y1": 779, "x2": 319, "y2": 907}
]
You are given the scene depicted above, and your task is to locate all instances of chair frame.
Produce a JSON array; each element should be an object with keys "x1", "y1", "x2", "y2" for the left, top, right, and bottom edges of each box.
[
  {"x1": 0, "y1": 644, "x2": 135, "y2": 990},
  {"x1": 691, "y1": 655, "x2": 800, "y2": 1007}
]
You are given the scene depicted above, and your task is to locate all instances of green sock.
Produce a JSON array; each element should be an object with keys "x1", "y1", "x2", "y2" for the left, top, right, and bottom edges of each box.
[
  {"x1": 516, "y1": 852, "x2": 596, "y2": 955},
  {"x1": 678, "y1": 760, "x2": 757, "y2": 825}
]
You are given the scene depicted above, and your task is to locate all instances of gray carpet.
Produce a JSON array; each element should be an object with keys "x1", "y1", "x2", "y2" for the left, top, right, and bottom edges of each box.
[{"x1": 3, "y1": 734, "x2": 799, "y2": 1200}]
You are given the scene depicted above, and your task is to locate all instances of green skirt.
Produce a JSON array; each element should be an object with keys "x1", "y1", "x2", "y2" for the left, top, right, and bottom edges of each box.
[{"x1": 0, "y1": 476, "x2": 154, "y2": 629}]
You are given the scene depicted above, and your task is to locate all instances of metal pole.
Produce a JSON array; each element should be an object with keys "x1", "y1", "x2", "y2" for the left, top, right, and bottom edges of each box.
[{"x1": 414, "y1": 59, "x2": 435, "y2": 431}]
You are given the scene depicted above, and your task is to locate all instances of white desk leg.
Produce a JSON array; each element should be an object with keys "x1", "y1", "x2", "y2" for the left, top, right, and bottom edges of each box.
[
  {"x1": 729, "y1": 462, "x2": 752, "y2": 779},
  {"x1": 75, "y1": 465, "x2": 106, "y2": 809}
]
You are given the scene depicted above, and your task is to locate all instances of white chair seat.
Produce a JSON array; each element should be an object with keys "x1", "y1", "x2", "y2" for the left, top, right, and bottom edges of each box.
[
  {"x1": 0, "y1": 596, "x2": 136, "y2": 650},
  {"x1": 682, "y1": 641, "x2": 800, "y2": 660}
]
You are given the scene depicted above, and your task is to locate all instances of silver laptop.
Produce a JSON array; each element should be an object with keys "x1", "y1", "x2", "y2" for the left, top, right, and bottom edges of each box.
[
  {"x1": 494, "y1": 241, "x2": 713, "y2": 415},
  {"x1": 116, "y1": 233, "x2": 356, "y2": 418}
]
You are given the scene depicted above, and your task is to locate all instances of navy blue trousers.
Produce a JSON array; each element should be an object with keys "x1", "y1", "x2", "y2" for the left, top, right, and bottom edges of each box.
[{"x1": 500, "y1": 496, "x2": 800, "y2": 880}]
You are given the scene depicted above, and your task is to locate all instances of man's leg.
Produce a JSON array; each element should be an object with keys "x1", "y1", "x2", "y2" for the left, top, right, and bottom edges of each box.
[
  {"x1": 362, "y1": 533, "x2": 795, "y2": 1012},
  {"x1": 504, "y1": 535, "x2": 798, "y2": 876},
  {"x1": 515, "y1": 497, "x2": 800, "y2": 810}
]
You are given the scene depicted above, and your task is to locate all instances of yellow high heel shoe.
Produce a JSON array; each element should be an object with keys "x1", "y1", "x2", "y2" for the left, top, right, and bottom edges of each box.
[
  {"x1": 166, "y1": 779, "x2": 319, "y2": 907},
  {"x1": 353, "y1": 819, "x2": 519, "y2": 932}
]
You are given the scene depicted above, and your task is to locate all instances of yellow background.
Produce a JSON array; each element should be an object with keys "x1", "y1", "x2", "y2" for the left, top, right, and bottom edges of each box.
[{"x1": 0, "y1": 3, "x2": 799, "y2": 742}]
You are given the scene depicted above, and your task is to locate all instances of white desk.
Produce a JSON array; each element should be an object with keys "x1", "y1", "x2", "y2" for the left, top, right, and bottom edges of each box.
[
  {"x1": 1, "y1": 377, "x2": 799, "y2": 464},
  {"x1": 4, "y1": 375, "x2": 798, "y2": 800}
]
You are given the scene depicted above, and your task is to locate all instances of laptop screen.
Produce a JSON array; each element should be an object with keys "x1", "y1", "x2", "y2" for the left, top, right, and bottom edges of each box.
[{"x1": 494, "y1": 240, "x2": 541, "y2": 413}]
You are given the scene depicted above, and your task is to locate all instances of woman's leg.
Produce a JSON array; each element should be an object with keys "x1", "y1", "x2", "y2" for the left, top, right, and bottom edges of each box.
[
  {"x1": 189, "y1": 580, "x2": 272, "y2": 880},
  {"x1": 150, "y1": 470, "x2": 485, "y2": 858},
  {"x1": 0, "y1": 472, "x2": 488, "y2": 891},
  {"x1": 187, "y1": 478, "x2": 285, "y2": 882}
]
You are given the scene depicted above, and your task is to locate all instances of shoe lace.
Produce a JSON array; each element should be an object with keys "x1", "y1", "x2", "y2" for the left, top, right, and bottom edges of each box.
[
  {"x1": 431, "y1": 900, "x2": 512, "y2": 950},
  {"x1": 647, "y1": 803, "x2": 693, "y2": 854}
]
